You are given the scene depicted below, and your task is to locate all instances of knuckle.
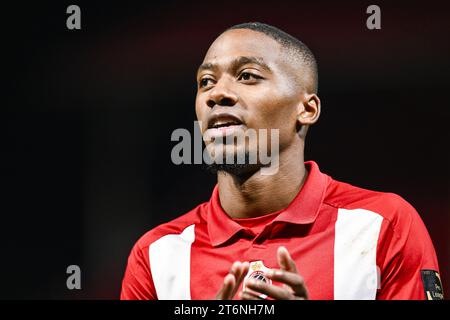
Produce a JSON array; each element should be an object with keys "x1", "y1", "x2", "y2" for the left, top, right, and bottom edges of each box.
[
  {"x1": 274, "y1": 270, "x2": 284, "y2": 278},
  {"x1": 281, "y1": 290, "x2": 292, "y2": 300},
  {"x1": 293, "y1": 275, "x2": 305, "y2": 286}
]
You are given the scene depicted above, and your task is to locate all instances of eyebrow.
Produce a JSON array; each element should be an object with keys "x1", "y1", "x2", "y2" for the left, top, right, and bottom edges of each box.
[{"x1": 196, "y1": 56, "x2": 272, "y2": 76}]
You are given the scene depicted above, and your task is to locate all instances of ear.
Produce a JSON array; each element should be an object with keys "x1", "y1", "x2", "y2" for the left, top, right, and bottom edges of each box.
[{"x1": 296, "y1": 93, "x2": 321, "y2": 138}]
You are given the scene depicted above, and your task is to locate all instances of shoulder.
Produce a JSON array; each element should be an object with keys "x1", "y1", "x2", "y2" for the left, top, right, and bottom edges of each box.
[
  {"x1": 132, "y1": 202, "x2": 208, "y2": 253},
  {"x1": 324, "y1": 177, "x2": 423, "y2": 236}
]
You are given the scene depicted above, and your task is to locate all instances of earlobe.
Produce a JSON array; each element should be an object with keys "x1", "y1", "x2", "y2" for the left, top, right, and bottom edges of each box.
[{"x1": 296, "y1": 122, "x2": 309, "y2": 139}]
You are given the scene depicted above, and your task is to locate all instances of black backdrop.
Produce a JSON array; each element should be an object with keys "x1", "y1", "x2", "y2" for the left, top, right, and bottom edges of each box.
[{"x1": 2, "y1": 0, "x2": 449, "y2": 299}]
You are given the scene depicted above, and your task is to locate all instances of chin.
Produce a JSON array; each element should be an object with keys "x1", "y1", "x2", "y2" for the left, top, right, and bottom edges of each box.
[
  {"x1": 203, "y1": 151, "x2": 261, "y2": 176},
  {"x1": 204, "y1": 162, "x2": 261, "y2": 176}
]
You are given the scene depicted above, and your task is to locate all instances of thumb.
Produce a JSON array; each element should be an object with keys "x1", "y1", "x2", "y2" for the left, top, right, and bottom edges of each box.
[{"x1": 277, "y1": 246, "x2": 297, "y2": 273}]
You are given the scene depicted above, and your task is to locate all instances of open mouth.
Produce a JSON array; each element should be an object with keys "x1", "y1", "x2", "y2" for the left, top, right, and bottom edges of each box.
[
  {"x1": 210, "y1": 121, "x2": 242, "y2": 129},
  {"x1": 207, "y1": 113, "x2": 244, "y2": 130},
  {"x1": 204, "y1": 113, "x2": 246, "y2": 139}
]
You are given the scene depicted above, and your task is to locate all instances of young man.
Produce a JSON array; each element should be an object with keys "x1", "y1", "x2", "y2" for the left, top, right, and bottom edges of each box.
[{"x1": 120, "y1": 22, "x2": 443, "y2": 300}]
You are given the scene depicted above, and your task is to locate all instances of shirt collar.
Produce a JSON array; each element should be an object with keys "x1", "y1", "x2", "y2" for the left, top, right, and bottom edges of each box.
[{"x1": 207, "y1": 161, "x2": 329, "y2": 247}]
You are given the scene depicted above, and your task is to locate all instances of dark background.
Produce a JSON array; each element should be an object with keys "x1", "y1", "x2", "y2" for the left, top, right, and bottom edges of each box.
[{"x1": 2, "y1": 0, "x2": 448, "y2": 299}]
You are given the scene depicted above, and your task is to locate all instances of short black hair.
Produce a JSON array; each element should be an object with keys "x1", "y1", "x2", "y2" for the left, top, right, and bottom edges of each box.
[{"x1": 226, "y1": 22, "x2": 318, "y2": 93}]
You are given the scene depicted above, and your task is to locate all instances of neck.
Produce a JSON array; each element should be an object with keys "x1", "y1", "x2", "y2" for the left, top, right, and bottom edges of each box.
[{"x1": 217, "y1": 143, "x2": 308, "y2": 219}]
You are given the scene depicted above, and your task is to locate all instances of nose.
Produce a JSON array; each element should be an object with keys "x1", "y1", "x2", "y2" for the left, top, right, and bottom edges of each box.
[{"x1": 206, "y1": 79, "x2": 238, "y2": 108}]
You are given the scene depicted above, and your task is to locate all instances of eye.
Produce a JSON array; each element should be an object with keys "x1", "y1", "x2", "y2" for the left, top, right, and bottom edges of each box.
[
  {"x1": 238, "y1": 72, "x2": 262, "y2": 82},
  {"x1": 199, "y1": 77, "x2": 214, "y2": 88}
]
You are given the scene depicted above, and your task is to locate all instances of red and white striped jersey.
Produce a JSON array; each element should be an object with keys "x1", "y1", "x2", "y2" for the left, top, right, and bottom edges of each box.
[{"x1": 121, "y1": 161, "x2": 442, "y2": 300}]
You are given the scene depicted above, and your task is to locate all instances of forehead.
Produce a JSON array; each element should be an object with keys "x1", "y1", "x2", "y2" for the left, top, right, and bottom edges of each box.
[{"x1": 202, "y1": 29, "x2": 283, "y2": 68}]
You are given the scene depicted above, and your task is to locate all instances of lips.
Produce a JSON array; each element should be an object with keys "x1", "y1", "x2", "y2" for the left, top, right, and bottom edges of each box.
[
  {"x1": 207, "y1": 113, "x2": 244, "y2": 129},
  {"x1": 204, "y1": 113, "x2": 246, "y2": 140}
]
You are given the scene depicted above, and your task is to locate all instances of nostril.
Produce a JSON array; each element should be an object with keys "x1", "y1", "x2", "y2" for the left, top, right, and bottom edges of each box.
[
  {"x1": 207, "y1": 100, "x2": 216, "y2": 108},
  {"x1": 218, "y1": 97, "x2": 235, "y2": 107}
]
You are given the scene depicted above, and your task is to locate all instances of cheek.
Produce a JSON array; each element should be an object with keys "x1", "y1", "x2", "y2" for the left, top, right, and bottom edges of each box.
[
  {"x1": 195, "y1": 96, "x2": 208, "y2": 130},
  {"x1": 248, "y1": 90, "x2": 298, "y2": 139},
  {"x1": 194, "y1": 96, "x2": 202, "y2": 119}
]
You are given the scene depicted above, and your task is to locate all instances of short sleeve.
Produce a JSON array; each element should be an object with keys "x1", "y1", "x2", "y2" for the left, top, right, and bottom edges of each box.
[
  {"x1": 376, "y1": 198, "x2": 442, "y2": 300},
  {"x1": 120, "y1": 241, "x2": 157, "y2": 300}
]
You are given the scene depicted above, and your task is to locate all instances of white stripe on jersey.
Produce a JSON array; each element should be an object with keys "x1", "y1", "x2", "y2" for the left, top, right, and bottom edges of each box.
[
  {"x1": 149, "y1": 224, "x2": 195, "y2": 299},
  {"x1": 334, "y1": 208, "x2": 383, "y2": 300}
]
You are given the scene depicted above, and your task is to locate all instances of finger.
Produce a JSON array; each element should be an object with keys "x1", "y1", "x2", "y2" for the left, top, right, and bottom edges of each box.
[
  {"x1": 216, "y1": 273, "x2": 235, "y2": 300},
  {"x1": 230, "y1": 261, "x2": 247, "y2": 285},
  {"x1": 232, "y1": 261, "x2": 249, "y2": 297},
  {"x1": 266, "y1": 269, "x2": 308, "y2": 299},
  {"x1": 243, "y1": 286, "x2": 264, "y2": 297},
  {"x1": 216, "y1": 261, "x2": 249, "y2": 300},
  {"x1": 230, "y1": 261, "x2": 247, "y2": 284},
  {"x1": 277, "y1": 246, "x2": 298, "y2": 273},
  {"x1": 245, "y1": 278, "x2": 294, "y2": 300},
  {"x1": 239, "y1": 290, "x2": 263, "y2": 300}
]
